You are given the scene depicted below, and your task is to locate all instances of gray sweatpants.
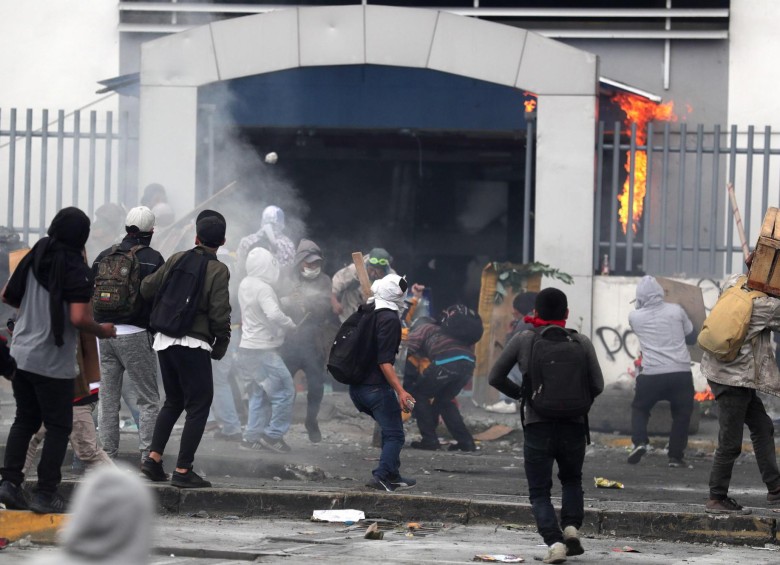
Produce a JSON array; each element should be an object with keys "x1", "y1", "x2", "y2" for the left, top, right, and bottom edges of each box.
[{"x1": 99, "y1": 331, "x2": 160, "y2": 459}]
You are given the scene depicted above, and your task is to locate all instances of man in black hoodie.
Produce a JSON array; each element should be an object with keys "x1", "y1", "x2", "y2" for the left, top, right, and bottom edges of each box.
[{"x1": 92, "y1": 206, "x2": 165, "y2": 465}]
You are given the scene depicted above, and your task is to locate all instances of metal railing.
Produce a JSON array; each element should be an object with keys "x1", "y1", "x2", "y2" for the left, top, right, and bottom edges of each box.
[
  {"x1": 595, "y1": 122, "x2": 780, "y2": 278},
  {"x1": 0, "y1": 108, "x2": 128, "y2": 243}
]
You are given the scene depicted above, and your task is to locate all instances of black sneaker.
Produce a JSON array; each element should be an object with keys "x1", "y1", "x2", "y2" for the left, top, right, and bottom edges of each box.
[
  {"x1": 627, "y1": 444, "x2": 647, "y2": 464},
  {"x1": 410, "y1": 440, "x2": 441, "y2": 451},
  {"x1": 388, "y1": 476, "x2": 416, "y2": 491},
  {"x1": 28, "y1": 490, "x2": 67, "y2": 514},
  {"x1": 306, "y1": 421, "x2": 322, "y2": 444},
  {"x1": 214, "y1": 430, "x2": 243, "y2": 442},
  {"x1": 366, "y1": 477, "x2": 396, "y2": 492},
  {"x1": 668, "y1": 457, "x2": 688, "y2": 468},
  {"x1": 239, "y1": 440, "x2": 267, "y2": 451},
  {"x1": 141, "y1": 457, "x2": 169, "y2": 482},
  {"x1": 448, "y1": 442, "x2": 481, "y2": 455},
  {"x1": 258, "y1": 434, "x2": 292, "y2": 453},
  {"x1": 0, "y1": 480, "x2": 29, "y2": 510},
  {"x1": 171, "y1": 468, "x2": 212, "y2": 489}
]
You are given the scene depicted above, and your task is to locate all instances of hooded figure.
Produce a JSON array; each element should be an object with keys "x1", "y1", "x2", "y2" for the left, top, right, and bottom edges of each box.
[
  {"x1": 236, "y1": 205, "x2": 296, "y2": 274},
  {"x1": 30, "y1": 466, "x2": 155, "y2": 565},
  {"x1": 370, "y1": 273, "x2": 408, "y2": 313}
]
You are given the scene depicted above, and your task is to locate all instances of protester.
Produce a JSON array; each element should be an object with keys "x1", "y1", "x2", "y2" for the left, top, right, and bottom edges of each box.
[
  {"x1": 28, "y1": 465, "x2": 155, "y2": 565},
  {"x1": 331, "y1": 247, "x2": 395, "y2": 322},
  {"x1": 92, "y1": 206, "x2": 165, "y2": 464},
  {"x1": 236, "y1": 204, "x2": 296, "y2": 276},
  {"x1": 485, "y1": 291, "x2": 537, "y2": 414},
  {"x1": 626, "y1": 275, "x2": 695, "y2": 468},
  {"x1": 406, "y1": 304, "x2": 481, "y2": 452},
  {"x1": 139, "y1": 211, "x2": 231, "y2": 489},
  {"x1": 281, "y1": 239, "x2": 332, "y2": 443},
  {"x1": 701, "y1": 263, "x2": 780, "y2": 514},
  {"x1": 349, "y1": 273, "x2": 416, "y2": 492},
  {"x1": 489, "y1": 288, "x2": 604, "y2": 564},
  {"x1": 237, "y1": 246, "x2": 297, "y2": 453},
  {"x1": 140, "y1": 182, "x2": 174, "y2": 228},
  {"x1": 0, "y1": 207, "x2": 117, "y2": 514}
]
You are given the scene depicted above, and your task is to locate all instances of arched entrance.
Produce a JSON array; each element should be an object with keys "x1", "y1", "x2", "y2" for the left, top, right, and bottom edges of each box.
[{"x1": 137, "y1": 5, "x2": 598, "y2": 332}]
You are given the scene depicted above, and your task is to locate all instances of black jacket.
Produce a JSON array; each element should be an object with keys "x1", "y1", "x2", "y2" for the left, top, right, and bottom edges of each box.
[
  {"x1": 362, "y1": 309, "x2": 402, "y2": 385},
  {"x1": 92, "y1": 235, "x2": 165, "y2": 327}
]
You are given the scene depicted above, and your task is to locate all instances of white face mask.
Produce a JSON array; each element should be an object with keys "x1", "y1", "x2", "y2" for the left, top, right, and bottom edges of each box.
[{"x1": 302, "y1": 266, "x2": 321, "y2": 279}]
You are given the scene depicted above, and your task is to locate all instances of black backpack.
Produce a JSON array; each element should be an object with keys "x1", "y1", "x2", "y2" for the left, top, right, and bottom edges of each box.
[
  {"x1": 149, "y1": 250, "x2": 211, "y2": 338},
  {"x1": 92, "y1": 245, "x2": 143, "y2": 318},
  {"x1": 521, "y1": 326, "x2": 592, "y2": 421},
  {"x1": 327, "y1": 303, "x2": 378, "y2": 385},
  {"x1": 439, "y1": 304, "x2": 483, "y2": 346}
]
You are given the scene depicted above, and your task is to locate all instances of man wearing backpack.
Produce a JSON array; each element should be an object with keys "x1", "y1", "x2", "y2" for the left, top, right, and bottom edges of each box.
[
  {"x1": 700, "y1": 266, "x2": 780, "y2": 514},
  {"x1": 489, "y1": 288, "x2": 604, "y2": 564},
  {"x1": 92, "y1": 206, "x2": 165, "y2": 464},
  {"x1": 139, "y1": 212, "x2": 231, "y2": 488},
  {"x1": 626, "y1": 275, "x2": 696, "y2": 468}
]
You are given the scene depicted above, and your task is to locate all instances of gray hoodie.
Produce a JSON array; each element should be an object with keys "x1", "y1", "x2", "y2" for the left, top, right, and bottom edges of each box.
[{"x1": 628, "y1": 275, "x2": 693, "y2": 375}]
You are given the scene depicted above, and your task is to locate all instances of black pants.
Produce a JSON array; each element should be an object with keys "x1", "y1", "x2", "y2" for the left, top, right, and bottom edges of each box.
[
  {"x1": 708, "y1": 381, "x2": 780, "y2": 499},
  {"x1": 150, "y1": 346, "x2": 213, "y2": 469},
  {"x1": 1, "y1": 369, "x2": 74, "y2": 493},
  {"x1": 631, "y1": 371, "x2": 694, "y2": 460},
  {"x1": 411, "y1": 365, "x2": 474, "y2": 447},
  {"x1": 524, "y1": 421, "x2": 586, "y2": 546},
  {"x1": 282, "y1": 331, "x2": 325, "y2": 424}
]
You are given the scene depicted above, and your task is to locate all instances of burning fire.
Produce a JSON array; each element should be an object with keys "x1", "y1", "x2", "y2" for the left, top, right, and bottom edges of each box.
[
  {"x1": 524, "y1": 91, "x2": 538, "y2": 113},
  {"x1": 613, "y1": 93, "x2": 678, "y2": 234},
  {"x1": 694, "y1": 386, "x2": 715, "y2": 402}
]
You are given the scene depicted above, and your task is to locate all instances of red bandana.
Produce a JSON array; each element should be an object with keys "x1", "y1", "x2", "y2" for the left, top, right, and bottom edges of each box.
[{"x1": 523, "y1": 315, "x2": 566, "y2": 328}]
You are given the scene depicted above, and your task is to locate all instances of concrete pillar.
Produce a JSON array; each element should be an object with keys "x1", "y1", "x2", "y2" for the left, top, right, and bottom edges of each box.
[{"x1": 535, "y1": 94, "x2": 598, "y2": 336}]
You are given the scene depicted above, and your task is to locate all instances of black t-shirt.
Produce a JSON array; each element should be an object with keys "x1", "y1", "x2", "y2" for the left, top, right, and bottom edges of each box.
[{"x1": 362, "y1": 309, "x2": 402, "y2": 385}]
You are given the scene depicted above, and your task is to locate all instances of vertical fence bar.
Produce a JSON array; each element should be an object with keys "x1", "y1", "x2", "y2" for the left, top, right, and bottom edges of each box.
[
  {"x1": 661, "y1": 123, "x2": 671, "y2": 272},
  {"x1": 709, "y1": 125, "x2": 721, "y2": 274},
  {"x1": 207, "y1": 108, "x2": 215, "y2": 197},
  {"x1": 594, "y1": 121, "x2": 605, "y2": 273},
  {"x1": 745, "y1": 126, "x2": 755, "y2": 248},
  {"x1": 762, "y1": 125, "x2": 771, "y2": 216},
  {"x1": 692, "y1": 124, "x2": 704, "y2": 274},
  {"x1": 609, "y1": 121, "x2": 621, "y2": 272},
  {"x1": 71, "y1": 110, "x2": 80, "y2": 208},
  {"x1": 522, "y1": 118, "x2": 535, "y2": 264},
  {"x1": 727, "y1": 125, "x2": 738, "y2": 273},
  {"x1": 626, "y1": 123, "x2": 637, "y2": 272},
  {"x1": 7, "y1": 109, "x2": 17, "y2": 228},
  {"x1": 88, "y1": 111, "x2": 97, "y2": 217},
  {"x1": 56, "y1": 110, "x2": 65, "y2": 211},
  {"x1": 676, "y1": 123, "x2": 687, "y2": 274},
  {"x1": 23, "y1": 109, "x2": 33, "y2": 243},
  {"x1": 118, "y1": 111, "x2": 129, "y2": 205},
  {"x1": 39, "y1": 110, "x2": 49, "y2": 236},
  {"x1": 643, "y1": 122, "x2": 654, "y2": 273},
  {"x1": 104, "y1": 111, "x2": 113, "y2": 204}
]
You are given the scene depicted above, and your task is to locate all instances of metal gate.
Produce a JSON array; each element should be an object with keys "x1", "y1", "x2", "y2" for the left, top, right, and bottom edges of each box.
[
  {"x1": 595, "y1": 122, "x2": 780, "y2": 278},
  {"x1": 0, "y1": 108, "x2": 128, "y2": 243}
]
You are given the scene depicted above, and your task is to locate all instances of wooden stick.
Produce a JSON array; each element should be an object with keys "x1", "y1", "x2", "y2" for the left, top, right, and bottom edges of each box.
[
  {"x1": 727, "y1": 182, "x2": 750, "y2": 260},
  {"x1": 352, "y1": 252, "x2": 373, "y2": 300}
]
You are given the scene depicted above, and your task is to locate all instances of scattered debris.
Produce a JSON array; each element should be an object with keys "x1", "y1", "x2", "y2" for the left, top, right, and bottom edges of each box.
[
  {"x1": 311, "y1": 509, "x2": 366, "y2": 523},
  {"x1": 189, "y1": 510, "x2": 209, "y2": 519},
  {"x1": 0, "y1": 538, "x2": 8, "y2": 550},
  {"x1": 364, "y1": 522, "x2": 384, "y2": 540},
  {"x1": 473, "y1": 425, "x2": 515, "y2": 442},
  {"x1": 594, "y1": 477, "x2": 624, "y2": 489},
  {"x1": 13, "y1": 536, "x2": 33, "y2": 549},
  {"x1": 612, "y1": 546, "x2": 640, "y2": 553},
  {"x1": 222, "y1": 516, "x2": 240, "y2": 521},
  {"x1": 284, "y1": 464, "x2": 328, "y2": 481},
  {"x1": 501, "y1": 523, "x2": 525, "y2": 531},
  {"x1": 473, "y1": 554, "x2": 524, "y2": 562}
]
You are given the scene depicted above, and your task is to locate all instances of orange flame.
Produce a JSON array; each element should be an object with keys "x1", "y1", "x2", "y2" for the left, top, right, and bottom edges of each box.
[
  {"x1": 613, "y1": 93, "x2": 678, "y2": 234},
  {"x1": 524, "y1": 99, "x2": 537, "y2": 113},
  {"x1": 694, "y1": 386, "x2": 715, "y2": 402}
]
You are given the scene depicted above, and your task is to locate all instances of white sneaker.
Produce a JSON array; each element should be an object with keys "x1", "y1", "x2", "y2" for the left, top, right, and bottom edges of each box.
[
  {"x1": 562, "y1": 526, "x2": 584, "y2": 556},
  {"x1": 485, "y1": 400, "x2": 517, "y2": 414},
  {"x1": 543, "y1": 542, "x2": 567, "y2": 564}
]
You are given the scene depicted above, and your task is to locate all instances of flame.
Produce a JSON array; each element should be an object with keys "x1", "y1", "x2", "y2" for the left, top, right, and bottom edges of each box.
[
  {"x1": 613, "y1": 93, "x2": 678, "y2": 234},
  {"x1": 524, "y1": 99, "x2": 537, "y2": 113},
  {"x1": 694, "y1": 386, "x2": 715, "y2": 402}
]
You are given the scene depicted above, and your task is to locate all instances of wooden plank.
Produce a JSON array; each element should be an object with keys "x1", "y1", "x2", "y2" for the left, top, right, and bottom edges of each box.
[
  {"x1": 0, "y1": 509, "x2": 68, "y2": 543},
  {"x1": 748, "y1": 244, "x2": 775, "y2": 291},
  {"x1": 655, "y1": 277, "x2": 706, "y2": 363},
  {"x1": 760, "y1": 207, "x2": 777, "y2": 237},
  {"x1": 757, "y1": 236, "x2": 780, "y2": 250},
  {"x1": 772, "y1": 207, "x2": 780, "y2": 239},
  {"x1": 351, "y1": 252, "x2": 373, "y2": 300}
]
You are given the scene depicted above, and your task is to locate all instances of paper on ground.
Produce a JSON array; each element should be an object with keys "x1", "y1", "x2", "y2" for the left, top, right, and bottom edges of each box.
[{"x1": 311, "y1": 509, "x2": 366, "y2": 523}]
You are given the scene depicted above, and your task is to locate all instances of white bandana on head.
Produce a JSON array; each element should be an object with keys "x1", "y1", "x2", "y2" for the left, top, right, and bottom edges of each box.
[{"x1": 370, "y1": 274, "x2": 407, "y2": 313}]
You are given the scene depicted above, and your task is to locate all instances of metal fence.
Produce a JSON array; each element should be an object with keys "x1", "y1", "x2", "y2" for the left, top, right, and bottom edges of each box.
[
  {"x1": 0, "y1": 108, "x2": 128, "y2": 243},
  {"x1": 595, "y1": 121, "x2": 780, "y2": 278}
]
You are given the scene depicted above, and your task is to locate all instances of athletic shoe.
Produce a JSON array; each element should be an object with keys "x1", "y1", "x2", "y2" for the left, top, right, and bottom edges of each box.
[
  {"x1": 484, "y1": 400, "x2": 517, "y2": 414},
  {"x1": 239, "y1": 440, "x2": 266, "y2": 451},
  {"x1": 258, "y1": 434, "x2": 292, "y2": 453},
  {"x1": 171, "y1": 468, "x2": 212, "y2": 489},
  {"x1": 626, "y1": 444, "x2": 647, "y2": 464},
  {"x1": 213, "y1": 430, "x2": 243, "y2": 442},
  {"x1": 562, "y1": 526, "x2": 584, "y2": 556},
  {"x1": 705, "y1": 497, "x2": 751, "y2": 514},
  {"x1": 366, "y1": 477, "x2": 396, "y2": 492},
  {"x1": 28, "y1": 491, "x2": 67, "y2": 514},
  {"x1": 0, "y1": 480, "x2": 29, "y2": 510},
  {"x1": 768, "y1": 487, "x2": 780, "y2": 504},
  {"x1": 447, "y1": 442, "x2": 481, "y2": 454},
  {"x1": 306, "y1": 421, "x2": 322, "y2": 444},
  {"x1": 410, "y1": 440, "x2": 441, "y2": 451},
  {"x1": 668, "y1": 457, "x2": 688, "y2": 468},
  {"x1": 388, "y1": 475, "x2": 417, "y2": 490},
  {"x1": 140, "y1": 457, "x2": 169, "y2": 482},
  {"x1": 543, "y1": 542, "x2": 567, "y2": 564}
]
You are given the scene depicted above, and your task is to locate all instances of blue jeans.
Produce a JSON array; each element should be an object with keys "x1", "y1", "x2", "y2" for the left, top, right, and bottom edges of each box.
[
  {"x1": 208, "y1": 337, "x2": 242, "y2": 435},
  {"x1": 523, "y1": 421, "x2": 586, "y2": 546},
  {"x1": 237, "y1": 348, "x2": 294, "y2": 441},
  {"x1": 349, "y1": 383, "x2": 405, "y2": 481}
]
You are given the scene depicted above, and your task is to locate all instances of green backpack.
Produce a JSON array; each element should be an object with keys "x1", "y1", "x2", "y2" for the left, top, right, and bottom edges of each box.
[
  {"x1": 92, "y1": 245, "x2": 143, "y2": 317},
  {"x1": 697, "y1": 276, "x2": 766, "y2": 362}
]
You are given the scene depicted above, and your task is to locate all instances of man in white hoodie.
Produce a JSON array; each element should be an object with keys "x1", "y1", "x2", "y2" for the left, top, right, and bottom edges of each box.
[
  {"x1": 237, "y1": 247, "x2": 297, "y2": 453},
  {"x1": 627, "y1": 275, "x2": 695, "y2": 468}
]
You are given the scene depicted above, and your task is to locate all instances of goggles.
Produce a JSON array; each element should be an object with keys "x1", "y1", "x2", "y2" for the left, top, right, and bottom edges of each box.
[{"x1": 368, "y1": 257, "x2": 390, "y2": 266}]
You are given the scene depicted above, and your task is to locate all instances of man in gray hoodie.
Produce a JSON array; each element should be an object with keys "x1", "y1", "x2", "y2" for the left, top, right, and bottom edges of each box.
[
  {"x1": 627, "y1": 275, "x2": 695, "y2": 468},
  {"x1": 237, "y1": 246, "x2": 296, "y2": 453}
]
